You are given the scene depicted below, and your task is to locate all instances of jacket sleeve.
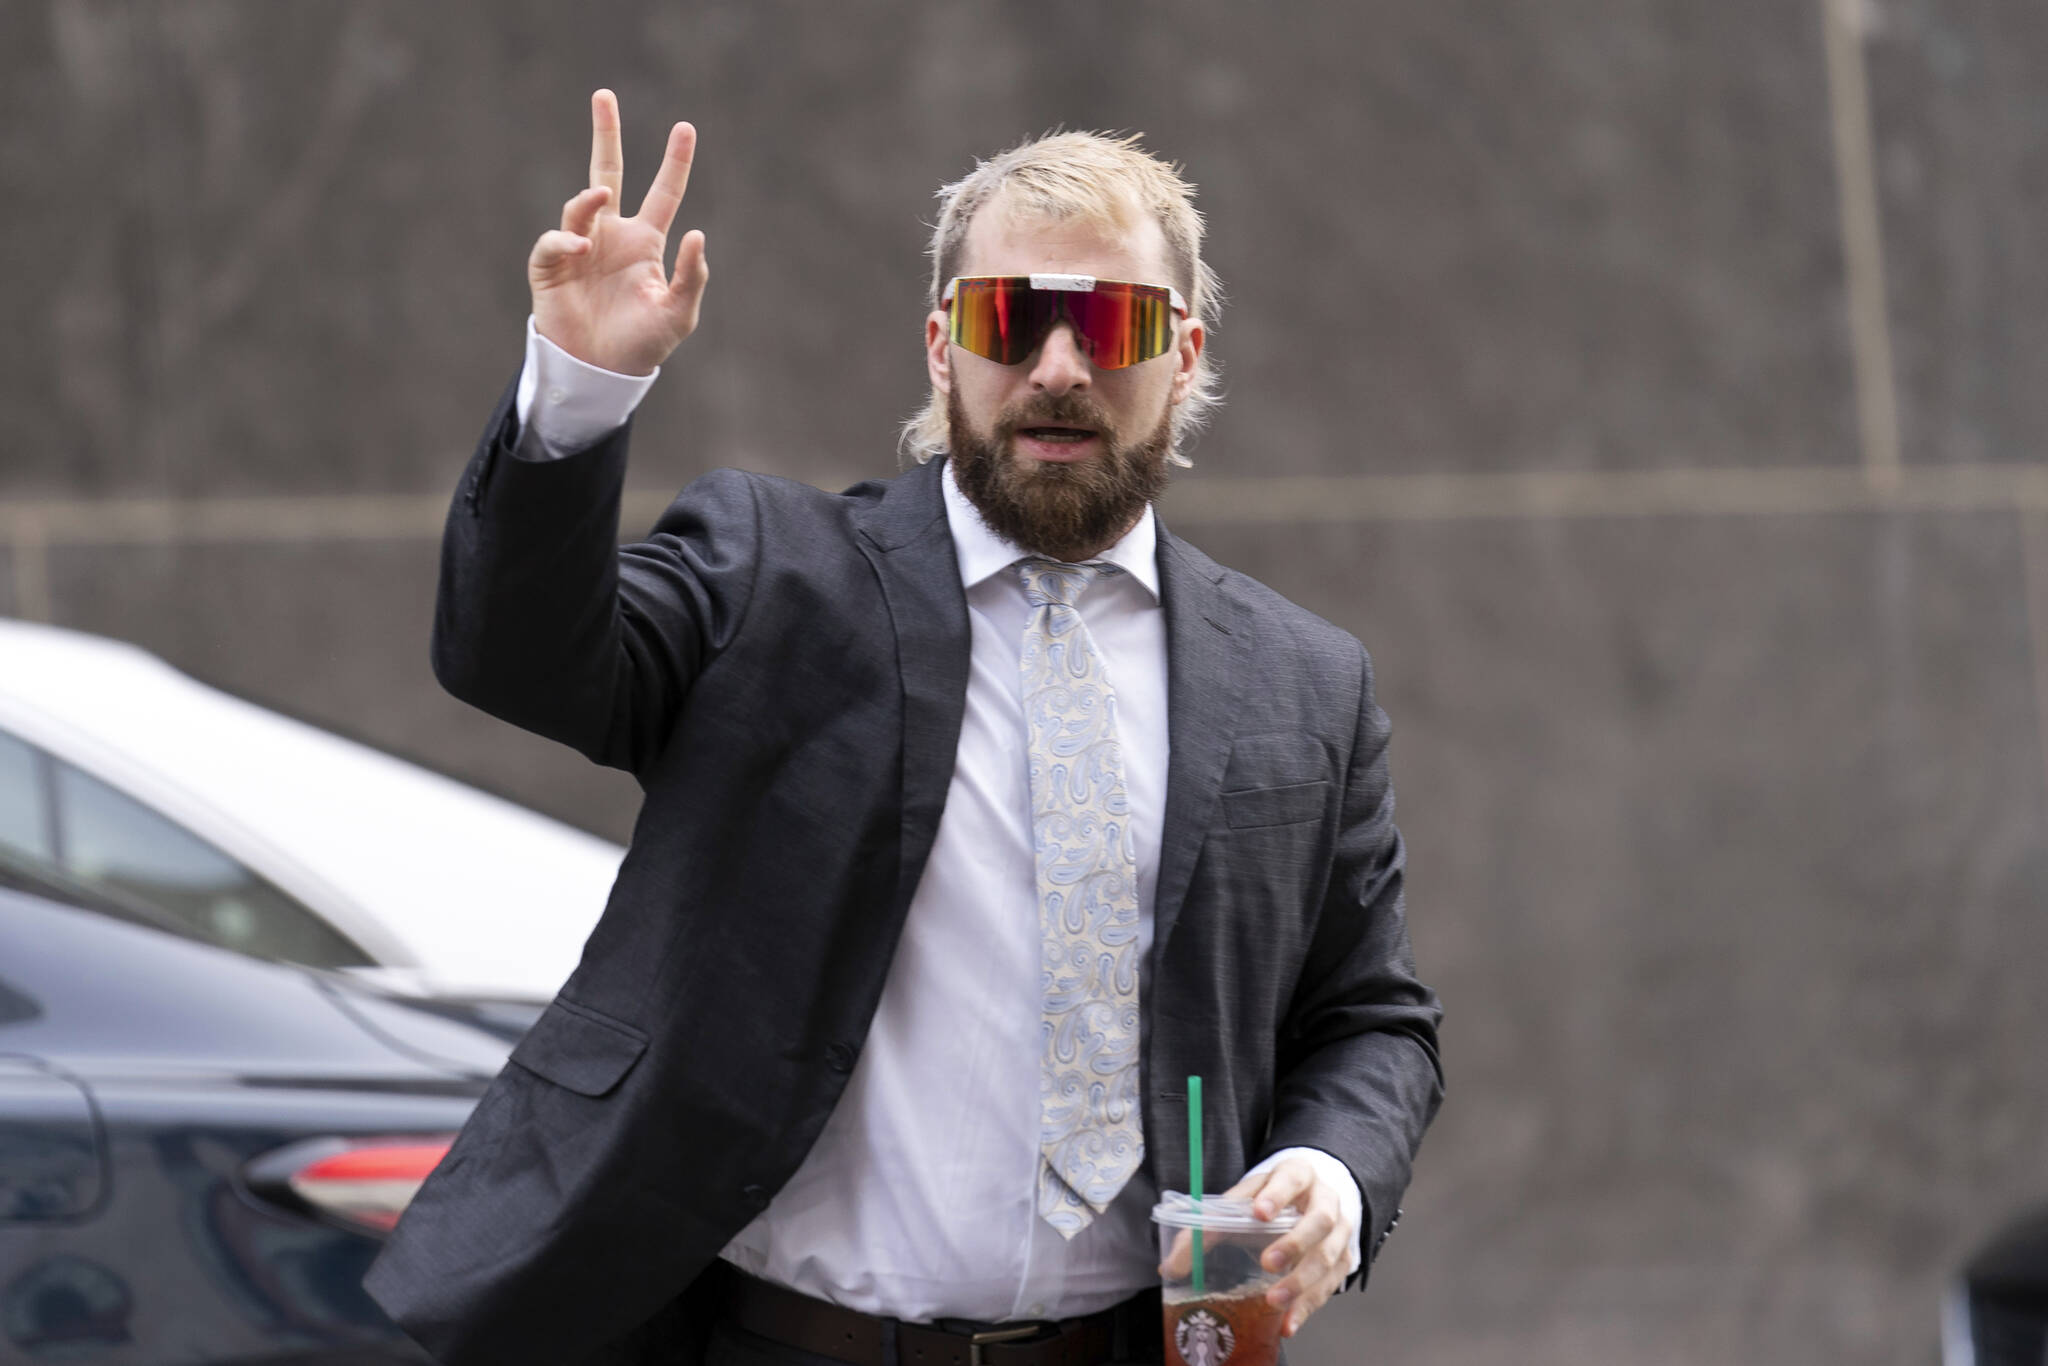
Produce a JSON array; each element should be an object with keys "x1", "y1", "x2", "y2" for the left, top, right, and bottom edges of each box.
[
  {"x1": 429, "y1": 375, "x2": 761, "y2": 776},
  {"x1": 1260, "y1": 641, "x2": 1444, "y2": 1290}
]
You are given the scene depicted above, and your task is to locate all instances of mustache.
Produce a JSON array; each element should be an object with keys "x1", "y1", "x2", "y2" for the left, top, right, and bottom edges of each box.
[{"x1": 993, "y1": 392, "x2": 1121, "y2": 442}]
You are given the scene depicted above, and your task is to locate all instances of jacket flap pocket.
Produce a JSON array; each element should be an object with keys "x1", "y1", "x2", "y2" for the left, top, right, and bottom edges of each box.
[
  {"x1": 1222, "y1": 780, "x2": 1330, "y2": 829},
  {"x1": 508, "y1": 998, "x2": 649, "y2": 1098}
]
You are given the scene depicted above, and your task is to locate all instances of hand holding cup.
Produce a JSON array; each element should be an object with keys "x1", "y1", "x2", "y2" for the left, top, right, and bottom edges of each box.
[{"x1": 1221, "y1": 1157, "x2": 1353, "y2": 1337}]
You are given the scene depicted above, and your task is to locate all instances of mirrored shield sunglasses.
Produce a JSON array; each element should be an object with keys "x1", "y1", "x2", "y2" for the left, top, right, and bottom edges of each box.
[{"x1": 942, "y1": 274, "x2": 1189, "y2": 370}]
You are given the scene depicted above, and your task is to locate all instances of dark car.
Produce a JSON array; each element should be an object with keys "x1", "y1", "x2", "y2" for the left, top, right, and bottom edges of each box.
[
  {"x1": 0, "y1": 859, "x2": 511, "y2": 1363},
  {"x1": 1947, "y1": 1208, "x2": 2048, "y2": 1366}
]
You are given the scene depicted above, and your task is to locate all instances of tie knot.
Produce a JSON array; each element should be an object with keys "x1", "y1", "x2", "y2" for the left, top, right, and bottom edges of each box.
[{"x1": 1017, "y1": 558, "x2": 1110, "y2": 609}]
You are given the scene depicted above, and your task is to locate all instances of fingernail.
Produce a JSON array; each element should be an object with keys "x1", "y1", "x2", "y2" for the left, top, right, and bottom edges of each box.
[{"x1": 1270, "y1": 1286, "x2": 1294, "y2": 1306}]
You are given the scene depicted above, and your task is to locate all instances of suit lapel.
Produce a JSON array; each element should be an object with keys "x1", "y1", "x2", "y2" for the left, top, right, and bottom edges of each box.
[
  {"x1": 854, "y1": 458, "x2": 972, "y2": 915},
  {"x1": 1152, "y1": 526, "x2": 1252, "y2": 966},
  {"x1": 848, "y1": 475, "x2": 1245, "y2": 966}
]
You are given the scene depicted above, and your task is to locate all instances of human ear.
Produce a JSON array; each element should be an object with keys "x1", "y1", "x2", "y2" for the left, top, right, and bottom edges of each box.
[
  {"x1": 1168, "y1": 318, "x2": 1205, "y2": 404},
  {"x1": 925, "y1": 311, "x2": 952, "y2": 395}
]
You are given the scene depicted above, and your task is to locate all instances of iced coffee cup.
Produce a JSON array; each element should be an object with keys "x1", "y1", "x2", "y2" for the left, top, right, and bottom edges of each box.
[{"x1": 1151, "y1": 1192, "x2": 1300, "y2": 1366}]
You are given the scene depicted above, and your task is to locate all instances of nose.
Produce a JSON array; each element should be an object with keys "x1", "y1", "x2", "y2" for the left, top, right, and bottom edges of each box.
[{"x1": 1026, "y1": 321, "x2": 1092, "y2": 394}]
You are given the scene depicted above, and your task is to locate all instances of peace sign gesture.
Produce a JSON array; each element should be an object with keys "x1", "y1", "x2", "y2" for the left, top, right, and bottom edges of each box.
[{"x1": 528, "y1": 89, "x2": 710, "y2": 376}]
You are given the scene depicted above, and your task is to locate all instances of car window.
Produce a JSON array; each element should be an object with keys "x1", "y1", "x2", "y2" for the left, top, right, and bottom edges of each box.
[
  {"x1": 42, "y1": 758, "x2": 372, "y2": 969},
  {"x1": 0, "y1": 730, "x2": 54, "y2": 860}
]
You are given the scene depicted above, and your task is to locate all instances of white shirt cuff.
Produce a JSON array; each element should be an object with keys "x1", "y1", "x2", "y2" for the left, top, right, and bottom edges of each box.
[
  {"x1": 513, "y1": 315, "x2": 660, "y2": 459},
  {"x1": 1247, "y1": 1146, "x2": 1364, "y2": 1281}
]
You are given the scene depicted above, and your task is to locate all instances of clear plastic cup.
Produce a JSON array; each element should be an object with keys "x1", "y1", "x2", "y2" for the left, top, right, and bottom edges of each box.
[{"x1": 1151, "y1": 1192, "x2": 1299, "y2": 1366}]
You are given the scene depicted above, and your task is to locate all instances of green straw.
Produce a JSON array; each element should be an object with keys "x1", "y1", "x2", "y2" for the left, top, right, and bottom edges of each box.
[{"x1": 1188, "y1": 1074, "x2": 1205, "y2": 1296}]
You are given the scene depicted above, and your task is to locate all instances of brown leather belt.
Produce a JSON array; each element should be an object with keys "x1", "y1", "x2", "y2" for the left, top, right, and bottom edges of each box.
[{"x1": 722, "y1": 1266, "x2": 1160, "y2": 1366}]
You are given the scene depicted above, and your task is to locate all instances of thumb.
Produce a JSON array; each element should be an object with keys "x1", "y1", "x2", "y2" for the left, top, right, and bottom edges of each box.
[{"x1": 530, "y1": 230, "x2": 594, "y2": 281}]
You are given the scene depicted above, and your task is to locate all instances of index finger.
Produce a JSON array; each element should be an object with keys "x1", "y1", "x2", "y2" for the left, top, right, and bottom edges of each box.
[
  {"x1": 1232, "y1": 1159, "x2": 1313, "y2": 1220},
  {"x1": 589, "y1": 89, "x2": 624, "y2": 211}
]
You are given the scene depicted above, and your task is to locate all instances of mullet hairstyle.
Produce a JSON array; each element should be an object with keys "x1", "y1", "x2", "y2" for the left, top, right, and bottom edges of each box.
[{"x1": 901, "y1": 130, "x2": 1224, "y2": 467}]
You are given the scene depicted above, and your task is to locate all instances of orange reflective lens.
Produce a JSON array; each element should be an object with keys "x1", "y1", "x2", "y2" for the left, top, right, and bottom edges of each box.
[{"x1": 945, "y1": 276, "x2": 1184, "y2": 370}]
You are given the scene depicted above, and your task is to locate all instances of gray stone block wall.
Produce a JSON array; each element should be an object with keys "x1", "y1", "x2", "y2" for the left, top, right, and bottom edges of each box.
[
  {"x1": 1870, "y1": 0, "x2": 2048, "y2": 469},
  {"x1": 4, "y1": 2, "x2": 2042, "y2": 1361}
]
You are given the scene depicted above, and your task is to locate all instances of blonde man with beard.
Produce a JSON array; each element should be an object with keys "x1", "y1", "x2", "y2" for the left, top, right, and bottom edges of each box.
[{"x1": 365, "y1": 91, "x2": 1442, "y2": 1366}]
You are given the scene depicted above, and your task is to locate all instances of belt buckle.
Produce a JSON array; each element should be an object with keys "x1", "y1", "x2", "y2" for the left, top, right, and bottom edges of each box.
[{"x1": 968, "y1": 1324, "x2": 1042, "y2": 1366}]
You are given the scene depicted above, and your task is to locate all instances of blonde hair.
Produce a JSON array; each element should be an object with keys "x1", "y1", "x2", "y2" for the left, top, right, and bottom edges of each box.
[{"x1": 901, "y1": 131, "x2": 1224, "y2": 466}]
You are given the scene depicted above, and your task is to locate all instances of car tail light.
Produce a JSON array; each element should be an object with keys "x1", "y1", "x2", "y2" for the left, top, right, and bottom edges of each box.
[{"x1": 243, "y1": 1135, "x2": 456, "y2": 1235}]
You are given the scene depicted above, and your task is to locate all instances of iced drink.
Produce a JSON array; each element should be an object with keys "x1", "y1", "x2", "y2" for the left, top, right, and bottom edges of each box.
[
  {"x1": 1163, "y1": 1284, "x2": 1286, "y2": 1366},
  {"x1": 1152, "y1": 1193, "x2": 1299, "y2": 1366}
]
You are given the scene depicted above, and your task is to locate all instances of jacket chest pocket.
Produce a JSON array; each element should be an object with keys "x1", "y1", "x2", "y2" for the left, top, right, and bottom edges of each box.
[
  {"x1": 1218, "y1": 732, "x2": 1332, "y2": 829},
  {"x1": 1221, "y1": 779, "x2": 1330, "y2": 829}
]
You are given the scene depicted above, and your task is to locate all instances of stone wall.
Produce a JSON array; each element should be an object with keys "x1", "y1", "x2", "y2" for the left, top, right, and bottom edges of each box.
[{"x1": 5, "y1": 2, "x2": 2044, "y2": 1360}]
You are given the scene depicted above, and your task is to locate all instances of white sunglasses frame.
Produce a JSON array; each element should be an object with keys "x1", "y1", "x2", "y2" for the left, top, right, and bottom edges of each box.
[{"x1": 940, "y1": 273, "x2": 1189, "y2": 316}]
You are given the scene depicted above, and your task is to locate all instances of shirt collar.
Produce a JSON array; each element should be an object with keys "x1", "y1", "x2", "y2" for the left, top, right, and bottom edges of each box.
[{"x1": 939, "y1": 458, "x2": 1161, "y2": 601}]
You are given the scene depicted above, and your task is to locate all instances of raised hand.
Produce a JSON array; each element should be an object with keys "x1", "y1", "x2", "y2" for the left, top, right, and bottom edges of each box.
[{"x1": 528, "y1": 89, "x2": 710, "y2": 376}]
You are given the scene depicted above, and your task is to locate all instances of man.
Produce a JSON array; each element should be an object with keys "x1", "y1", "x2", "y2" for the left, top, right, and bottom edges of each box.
[{"x1": 363, "y1": 91, "x2": 1442, "y2": 1366}]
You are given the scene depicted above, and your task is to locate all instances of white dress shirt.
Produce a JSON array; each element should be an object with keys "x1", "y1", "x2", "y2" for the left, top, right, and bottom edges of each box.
[{"x1": 511, "y1": 319, "x2": 1362, "y2": 1321}]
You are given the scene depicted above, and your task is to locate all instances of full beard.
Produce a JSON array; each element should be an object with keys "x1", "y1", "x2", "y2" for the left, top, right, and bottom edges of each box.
[{"x1": 946, "y1": 387, "x2": 1172, "y2": 564}]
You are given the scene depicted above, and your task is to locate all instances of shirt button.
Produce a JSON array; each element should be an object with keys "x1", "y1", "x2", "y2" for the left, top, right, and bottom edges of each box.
[
  {"x1": 1027, "y1": 1303, "x2": 1046, "y2": 1318},
  {"x1": 546, "y1": 387, "x2": 567, "y2": 404}
]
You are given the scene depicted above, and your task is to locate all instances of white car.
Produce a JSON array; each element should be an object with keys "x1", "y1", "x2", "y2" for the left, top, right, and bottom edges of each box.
[{"x1": 0, "y1": 618, "x2": 622, "y2": 1002}]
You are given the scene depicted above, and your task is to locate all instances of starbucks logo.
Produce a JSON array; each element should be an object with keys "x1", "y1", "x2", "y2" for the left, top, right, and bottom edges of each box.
[{"x1": 1174, "y1": 1307, "x2": 1236, "y2": 1366}]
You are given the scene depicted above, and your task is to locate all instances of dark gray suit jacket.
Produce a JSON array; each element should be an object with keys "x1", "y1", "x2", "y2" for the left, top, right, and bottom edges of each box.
[{"x1": 361, "y1": 379, "x2": 1443, "y2": 1365}]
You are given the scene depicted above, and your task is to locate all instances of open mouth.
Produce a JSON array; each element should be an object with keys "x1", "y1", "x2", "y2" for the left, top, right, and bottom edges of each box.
[{"x1": 1016, "y1": 425, "x2": 1099, "y2": 445}]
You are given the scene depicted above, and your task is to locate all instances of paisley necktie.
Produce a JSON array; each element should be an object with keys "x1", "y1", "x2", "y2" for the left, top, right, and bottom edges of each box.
[{"x1": 1017, "y1": 558, "x2": 1144, "y2": 1237}]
